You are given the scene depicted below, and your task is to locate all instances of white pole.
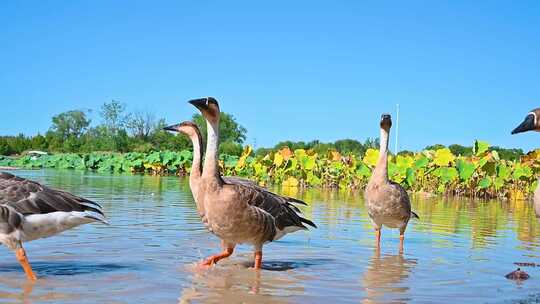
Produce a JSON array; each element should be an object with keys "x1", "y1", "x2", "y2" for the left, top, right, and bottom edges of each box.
[{"x1": 395, "y1": 103, "x2": 399, "y2": 154}]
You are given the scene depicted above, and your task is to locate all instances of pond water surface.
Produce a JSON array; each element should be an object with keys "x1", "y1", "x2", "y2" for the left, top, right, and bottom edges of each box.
[{"x1": 1, "y1": 169, "x2": 540, "y2": 303}]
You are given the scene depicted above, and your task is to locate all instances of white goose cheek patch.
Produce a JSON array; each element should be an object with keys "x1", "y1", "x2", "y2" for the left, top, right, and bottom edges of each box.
[{"x1": 529, "y1": 112, "x2": 538, "y2": 127}]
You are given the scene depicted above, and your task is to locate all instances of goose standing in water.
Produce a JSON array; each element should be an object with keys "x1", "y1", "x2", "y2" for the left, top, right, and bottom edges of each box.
[
  {"x1": 365, "y1": 114, "x2": 418, "y2": 253},
  {"x1": 166, "y1": 98, "x2": 316, "y2": 269},
  {"x1": 511, "y1": 108, "x2": 540, "y2": 217},
  {"x1": 0, "y1": 172, "x2": 108, "y2": 280}
]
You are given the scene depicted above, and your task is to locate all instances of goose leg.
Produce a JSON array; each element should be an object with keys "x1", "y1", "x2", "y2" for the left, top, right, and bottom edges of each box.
[
  {"x1": 201, "y1": 242, "x2": 235, "y2": 266},
  {"x1": 16, "y1": 246, "x2": 37, "y2": 281},
  {"x1": 254, "y1": 251, "x2": 263, "y2": 270},
  {"x1": 399, "y1": 228, "x2": 406, "y2": 254},
  {"x1": 375, "y1": 228, "x2": 381, "y2": 249}
]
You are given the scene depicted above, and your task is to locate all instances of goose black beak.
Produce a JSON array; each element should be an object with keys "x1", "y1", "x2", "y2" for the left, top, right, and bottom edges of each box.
[
  {"x1": 381, "y1": 114, "x2": 391, "y2": 121},
  {"x1": 163, "y1": 124, "x2": 180, "y2": 132},
  {"x1": 188, "y1": 98, "x2": 210, "y2": 111},
  {"x1": 511, "y1": 114, "x2": 535, "y2": 135}
]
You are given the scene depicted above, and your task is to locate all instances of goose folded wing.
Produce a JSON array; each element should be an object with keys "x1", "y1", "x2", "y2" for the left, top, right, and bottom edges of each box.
[
  {"x1": 223, "y1": 176, "x2": 308, "y2": 207},
  {"x1": 224, "y1": 178, "x2": 316, "y2": 230},
  {"x1": 0, "y1": 172, "x2": 104, "y2": 216},
  {"x1": 222, "y1": 176, "x2": 260, "y2": 188}
]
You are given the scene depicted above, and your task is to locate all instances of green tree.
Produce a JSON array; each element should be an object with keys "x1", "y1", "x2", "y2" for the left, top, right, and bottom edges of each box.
[
  {"x1": 30, "y1": 134, "x2": 48, "y2": 151},
  {"x1": 448, "y1": 144, "x2": 473, "y2": 156},
  {"x1": 274, "y1": 140, "x2": 312, "y2": 150},
  {"x1": 0, "y1": 138, "x2": 13, "y2": 155},
  {"x1": 126, "y1": 110, "x2": 156, "y2": 139},
  {"x1": 45, "y1": 131, "x2": 63, "y2": 152},
  {"x1": 50, "y1": 110, "x2": 91, "y2": 140},
  {"x1": 100, "y1": 100, "x2": 126, "y2": 135},
  {"x1": 492, "y1": 146, "x2": 524, "y2": 161},
  {"x1": 220, "y1": 141, "x2": 244, "y2": 156},
  {"x1": 363, "y1": 137, "x2": 380, "y2": 150},
  {"x1": 151, "y1": 119, "x2": 191, "y2": 151},
  {"x1": 425, "y1": 144, "x2": 446, "y2": 151},
  {"x1": 397, "y1": 150, "x2": 415, "y2": 156},
  {"x1": 334, "y1": 139, "x2": 363, "y2": 155}
]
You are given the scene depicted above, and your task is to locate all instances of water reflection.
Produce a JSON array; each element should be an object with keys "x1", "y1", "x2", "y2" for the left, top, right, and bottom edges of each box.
[
  {"x1": 1, "y1": 169, "x2": 540, "y2": 303},
  {"x1": 0, "y1": 278, "x2": 35, "y2": 304},
  {"x1": 179, "y1": 265, "x2": 293, "y2": 304},
  {"x1": 362, "y1": 250, "x2": 416, "y2": 304}
]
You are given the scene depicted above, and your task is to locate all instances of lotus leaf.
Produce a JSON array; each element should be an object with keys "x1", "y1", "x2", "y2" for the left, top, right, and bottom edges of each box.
[
  {"x1": 363, "y1": 149, "x2": 379, "y2": 167},
  {"x1": 434, "y1": 148, "x2": 455, "y2": 167},
  {"x1": 474, "y1": 140, "x2": 490, "y2": 156}
]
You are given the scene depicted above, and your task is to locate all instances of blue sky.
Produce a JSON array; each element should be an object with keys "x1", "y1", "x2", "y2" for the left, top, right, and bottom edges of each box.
[{"x1": 1, "y1": 1, "x2": 539, "y2": 152}]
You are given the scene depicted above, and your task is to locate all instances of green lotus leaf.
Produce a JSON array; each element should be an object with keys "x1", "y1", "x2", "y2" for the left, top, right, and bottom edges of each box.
[
  {"x1": 414, "y1": 156, "x2": 429, "y2": 169},
  {"x1": 456, "y1": 159, "x2": 475, "y2": 181},
  {"x1": 301, "y1": 155, "x2": 316, "y2": 171},
  {"x1": 474, "y1": 140, "x2": 490, "y2": 156},
  {"x1": 434, "y1": 167, "x2": 458, "y2": 183},
  {"x1": 356, "y1": 163, "x2": 371, "y2": 178},
  {"x1": 497, "y1": 162, "x2": 511, "y2": 180},
  {"x1": 406, "y1": 168, "x2": 416, "y2": 187},
  {"x1": 494, "y1": 177, "x2": 505, "y2": 190},
  {"x1": 478, "y1": 177, "x2": 492, "y2": 189}
]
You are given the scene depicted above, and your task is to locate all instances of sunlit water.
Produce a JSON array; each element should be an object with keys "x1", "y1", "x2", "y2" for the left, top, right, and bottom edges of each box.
[{"x1": 1, "y1": 169, "x2": 540, "y2": 303}]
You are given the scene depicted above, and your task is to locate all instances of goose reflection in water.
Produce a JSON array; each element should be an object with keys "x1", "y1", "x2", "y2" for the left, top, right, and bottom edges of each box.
[
  {"x1": 0, "y1": 277, "x2": 35, "y2": 303},
  {"x1": 179, "y1": 259, "x2": 311, "y2": 304},
  {"x1": 362, "y1": 250, "x2": 417, "y2": 304}
]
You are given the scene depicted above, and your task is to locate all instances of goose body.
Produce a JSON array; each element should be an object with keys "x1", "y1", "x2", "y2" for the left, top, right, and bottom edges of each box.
[
  {"x1": 195, "y1": 176, "x2": 313, "y2": 244},
  {"x1": 512, "y1": 108, "x2": 540, "y2": 217},
  {"x1": 165, "y1": 98, "x2": 315, "y2": 268},
  {"x1": 364, "y1": 114, "x2": 418, "y2": 252},
  {"x1": 0, "y1": 172, "x2": 107, "y2": 280}
]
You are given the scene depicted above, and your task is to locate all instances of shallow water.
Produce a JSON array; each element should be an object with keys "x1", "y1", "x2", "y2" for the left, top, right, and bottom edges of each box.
[{"x1": 1, "y1": 169, "x2": 540, "y2": 303}]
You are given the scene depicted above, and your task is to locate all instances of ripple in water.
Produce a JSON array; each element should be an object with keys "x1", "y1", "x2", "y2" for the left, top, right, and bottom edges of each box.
[{"x1": 0, "y1": 169, "x2": 538, "y2": 303}]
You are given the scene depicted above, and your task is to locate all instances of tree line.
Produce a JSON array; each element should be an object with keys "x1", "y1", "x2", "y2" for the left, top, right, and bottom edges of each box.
[
  {"x1": 0, "y1": 100, "x2": 525, "y2": 160},
  {"x1": 0, "y1": 100, "x2": 246, "y2": 156}
]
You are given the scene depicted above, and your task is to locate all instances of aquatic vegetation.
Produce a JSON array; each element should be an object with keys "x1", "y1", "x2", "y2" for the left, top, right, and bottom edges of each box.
[
  {"x1": 0, "y1": 151, "x2": 193, "y2": 175},
  {"x1": 1, "y1": 140, "x2": 538, "y2": 199}
]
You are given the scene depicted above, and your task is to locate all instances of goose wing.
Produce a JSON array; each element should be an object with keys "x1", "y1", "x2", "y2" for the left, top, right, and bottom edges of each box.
[
  {"x1": 389, "y1": 181, "x2": 419, "y2": 220},
  {"x1": 222, "y1": 176, "x2": 259, "y2": 188},
  {"x1": 0, "y1": 172, "x2": 106, "y2": 222},
  {"x1": 223, "y1": 176, "x2": 316, "y2": 231}
]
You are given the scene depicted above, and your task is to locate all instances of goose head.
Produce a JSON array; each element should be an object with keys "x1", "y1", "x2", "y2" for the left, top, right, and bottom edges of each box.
[
  {"x1": 512, "y1": 108, "x2": 540, "y2": 135},
  {"x1": 189, "y1": 97, "x2": 220, "y2": 125},
  {"x1": 380, "y1": 114, "x2": 392, "y2": 132},
  {"x1": 163, "y1": 121, "x2": 200, "y2": 138}
]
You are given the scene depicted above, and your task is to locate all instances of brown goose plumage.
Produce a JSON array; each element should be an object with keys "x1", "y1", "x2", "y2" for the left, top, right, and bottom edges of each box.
[
  {"x1": 511, "y1": 108, "x2": 540, "y2": 217},
  {"x1": 365, "y1": 114, "x2": 418, "y2": 253},
  {"x1": 0, "y1": 172, "x2": 107, "y2": 280},
  {"x1": 166, "y1": 98, "x2": 316, "y2": 269}
]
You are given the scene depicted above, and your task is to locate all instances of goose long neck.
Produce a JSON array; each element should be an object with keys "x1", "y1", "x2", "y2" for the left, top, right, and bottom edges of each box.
[
  {"x1": 188, "y1": 129, "x2": 203, "y2": 180},
  {"x1": 373, "y1": 127, "x2": 389, "y2": 181},
  {"x1": 202, "y1": 119, "x2": 221, "y2": 179}
]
